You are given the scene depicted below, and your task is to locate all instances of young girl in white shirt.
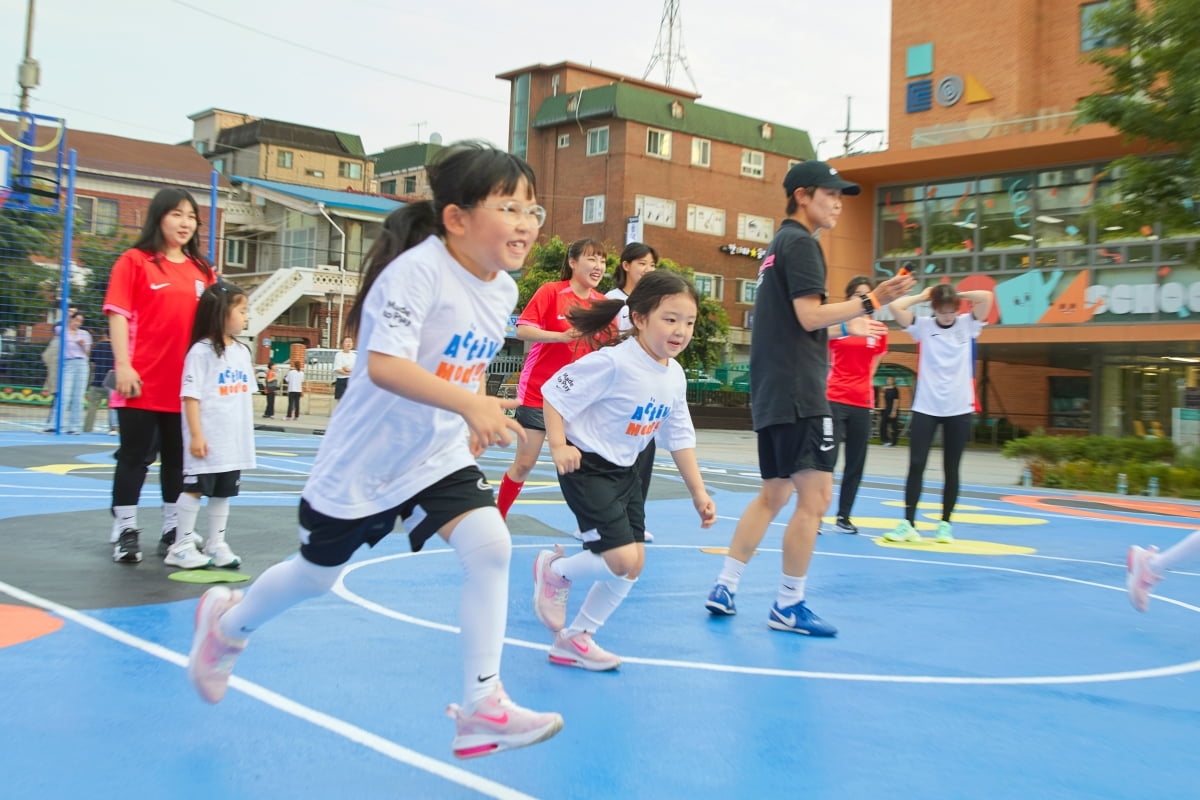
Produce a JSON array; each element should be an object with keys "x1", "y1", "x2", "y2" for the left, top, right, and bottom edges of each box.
[
  {"x1": 284, "y1": 361, "x2": 304, "y2": 420},
  {"x1": 532, "y1": 270, "x2": 717, "y2": 670},
  {"x1": 187, "y1": 141, "x2": 562, "y2": 759},
  {"x1": 166, "y1": 282, "x2": 256, "y2": 570},
  {"x1": 884, "y1": 283, "x2": 993, "y2": 544}
]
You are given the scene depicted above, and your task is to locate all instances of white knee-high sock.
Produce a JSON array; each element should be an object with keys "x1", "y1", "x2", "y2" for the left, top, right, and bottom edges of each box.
[
  {"x1": 1151, "y1": 530, "x2": 1200, "y2": 573},
  {"x1": 218, "y1": 552, "x2": 342, "y2": 639},
  {"x1": 448, "y1": 507, "x2": 511, "y2": 711},
  {"x1": 162, "y1": 502, "x2": 178, "y2": 534},
  {"x1": 553, "y1": 548, "x2": 616, "y2": 585},
  {"x1": 206, "y1": 496, "x2": 231, "y2": 547},
  {"x1": 568, "y1": 575, "x2": 636, "y2": 635},
  {"x1": 175, "y1": 494, "x2": 202, "y2": 545},
  {"x1": 716, "y1": 555, "x2": 747, "y2": 592}
]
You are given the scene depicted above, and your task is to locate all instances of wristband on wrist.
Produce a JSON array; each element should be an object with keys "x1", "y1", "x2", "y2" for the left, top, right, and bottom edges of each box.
[
  {"x1": 839, "y1": 323, "x2": 849, "y2": 338},
  {"x1": 860, "y1": 292, "x2": 877, "y2": 315}
]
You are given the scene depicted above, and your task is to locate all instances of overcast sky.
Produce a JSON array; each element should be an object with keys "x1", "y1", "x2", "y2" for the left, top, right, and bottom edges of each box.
[{"x1": 1, "y1": 0, "x2": 892, "y2": 162}]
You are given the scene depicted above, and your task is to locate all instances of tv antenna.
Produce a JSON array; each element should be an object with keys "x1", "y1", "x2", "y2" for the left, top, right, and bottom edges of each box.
[
  {"x1": 835, "y1": 96, "x2": 884, "y2": 156},
  {"x1": 643, "y1": 0, "x2": 698, "y2": 93},
  {"x1": 412, "y1": 121, "x2": 427, "y2": 143}
]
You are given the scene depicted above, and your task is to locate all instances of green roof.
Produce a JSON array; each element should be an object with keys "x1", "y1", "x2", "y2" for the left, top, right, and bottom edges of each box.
[
  {"x1": 532, "y1": 83, "x2": 814, "y2": 159},
  {"x1": 372, "y1": 142, "x2": 446, "y2": 174}
]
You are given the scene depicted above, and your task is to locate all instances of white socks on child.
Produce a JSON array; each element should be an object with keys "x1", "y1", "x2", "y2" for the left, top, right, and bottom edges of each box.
[
  {"x1": 716, "y1": 555, "x2": 747, "y2": 592},
  {"x1": 175, "y1": 494, "x2": 201, "y2": 545},
  {"x1": 447, "y1": 507, "x2": 511, "y2": 711},
  {"x1": 1151, "y1": 530, "x2": 1200, "y2": 574}
]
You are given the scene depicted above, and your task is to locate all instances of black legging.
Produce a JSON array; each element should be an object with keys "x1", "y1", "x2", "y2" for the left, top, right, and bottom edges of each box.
[
  {"x1": 830, "y1": 401, "x2": 870, "y2": 519},
  {"x1": 287, "y1": 392, "x2": 302, "y2": 418},
  {"x1": 904, "y1": 411, "x2": 972, "y2": 523},
  {"x1": 112, "y1": 407, "x2": 183, "y2": 509}
]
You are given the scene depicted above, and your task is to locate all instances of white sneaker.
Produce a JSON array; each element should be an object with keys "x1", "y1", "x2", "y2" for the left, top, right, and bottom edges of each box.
[
  {"x1": 548, "y1": 630, "x2": 621, "y2": 671},
  {"x1": 188, "y1": 586, "x2": 247, "y2": 703},
  {"x1": 446, "y1": 682, "x2": 562, "y2": 759},
  {"x1": 1126, "y1": 545, "x2": 1162, "y2": 613},
  {"x1": 205, "y1": 541, "x2": 241, "y2": 569},
  {"x1": 165, "y1": 540, "x2": 213, "y2": 569},
  {"x1": 643, "y1": 530, "x2": 654, "y2": 543}
]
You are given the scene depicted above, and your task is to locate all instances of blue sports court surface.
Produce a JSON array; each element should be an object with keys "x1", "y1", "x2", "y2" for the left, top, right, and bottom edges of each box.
[{"x1": 2, "y1": 424, "x2": 1199, "y2": 799}]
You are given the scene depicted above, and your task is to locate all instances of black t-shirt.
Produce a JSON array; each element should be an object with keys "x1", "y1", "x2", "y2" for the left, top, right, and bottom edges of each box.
[
  {"x1": 883, "y1": 386, "x2": 900, "y2": 415},
  {"x1": 749, "y1": 219, "x2": 829, "y2": 429}
]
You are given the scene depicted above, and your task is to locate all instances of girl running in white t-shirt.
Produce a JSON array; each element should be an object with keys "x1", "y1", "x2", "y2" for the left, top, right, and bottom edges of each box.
[
  {"x1": 532, "y1": 270, "x2": 717, "y2": 670},
  {"x1": 186, "y1": 142, "x2": 563, "y2": 759},
  {"x1": 884, "y1": 283, "x2": 993, "y2": 544},
  {"x1": 166, "y1": 281, "x2": 256, "y2": 570}
]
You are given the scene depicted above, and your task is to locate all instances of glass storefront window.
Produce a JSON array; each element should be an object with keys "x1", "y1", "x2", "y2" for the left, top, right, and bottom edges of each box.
[
  {"x1": 878, "y1": 186, "x2": 923, "y2": 257},
  {"x1": 1035, "y1": 166, "x2": 1092, "y2": 247},
  {"x1": 979, "y1": 173, "x2": 1035, "y2": 251},
  {"x1": 926, "y1": 179, "x2": 977, "y2": 255},
  {"x1": 950, "y1": 255, "x2": 974, "y2": 273}
]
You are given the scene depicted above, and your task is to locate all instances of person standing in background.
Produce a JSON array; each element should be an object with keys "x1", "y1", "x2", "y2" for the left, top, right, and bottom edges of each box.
[
  {"x1": 84, "y1": 333, "x2": 117, "y2": 434},
  {"x1": 332, "y1": 337, "x2": 356, "y2": 408},
  {"x1": 56, "y1": 311, "x2": 92, "y2": 435},
  {"x1": 261, "y1": 363, "x2": 279, "y2": 419},
  {"x1": 285, "y1": 361, "x2": 304, "y2": 420},
  {"x1": 881, "y1": 376, "x2": 901, "y2": 447}
]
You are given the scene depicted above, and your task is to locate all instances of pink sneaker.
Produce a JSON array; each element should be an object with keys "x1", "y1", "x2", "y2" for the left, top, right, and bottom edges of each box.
[
  {"x1": 446, "y1": 682, "x2": 563, "y2": 759},
  {"x1": 548, "y1": 630, "x2": 621, "y2": 671},
  {"x1": 532, "y1": 545, "x2": 570, "y2": 631},
  {"x1": 1126, "y1": 545, "x2": 1162, "y2": 613},
  {"x1": 187, "y1": 586, "x2": 248, "y2": 703}
]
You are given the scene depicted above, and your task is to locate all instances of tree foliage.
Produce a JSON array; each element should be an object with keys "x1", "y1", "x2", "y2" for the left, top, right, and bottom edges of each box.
[
  {"x1": 515, "y1": 235, "x2": 730, "y2": 373},
  {"x1": 1074, "y1": 0, "x2": 1200, "y2": 234}
]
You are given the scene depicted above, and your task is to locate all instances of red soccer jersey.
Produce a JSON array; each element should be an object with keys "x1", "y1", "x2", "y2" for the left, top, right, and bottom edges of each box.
[
  {"x1": 515, "y1": 280, "x2": 608, "y2": 408},
  {"x1": 103, "y1": 249, "x2": 215, "y2": 413},
  {"x1": 826, "y1": 331, "x2": 889, "y2": 409}
]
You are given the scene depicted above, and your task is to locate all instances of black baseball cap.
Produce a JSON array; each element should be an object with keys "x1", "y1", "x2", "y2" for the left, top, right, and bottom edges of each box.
[{"x1": 783, "y1": 160, "x2": 861, "y2": 197}]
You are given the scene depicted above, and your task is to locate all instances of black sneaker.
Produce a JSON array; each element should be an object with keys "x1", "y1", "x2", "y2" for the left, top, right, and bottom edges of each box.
[
  {"x1": 834, "y1": 517, "x2": 859, "y2": 535},
  {"x1": 157, "y1": 528, "x2": 177, "y2": 557},
  {"x1": 113, "y1": 528, "x2": 142, "y2": 563}
]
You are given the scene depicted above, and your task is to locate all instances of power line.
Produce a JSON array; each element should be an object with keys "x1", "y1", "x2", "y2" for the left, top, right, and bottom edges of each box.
[{"x1": 170, "y1": 0, "x2": 505, "y2": 105}]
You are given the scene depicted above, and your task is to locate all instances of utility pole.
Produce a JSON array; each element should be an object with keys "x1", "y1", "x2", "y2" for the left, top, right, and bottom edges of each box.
[
  {"x1": 835, "y1": 96, "x2": 884, "y2": 156},
  {"x1": 17, "y1": 0, "x2": 40, "y2": 112}
]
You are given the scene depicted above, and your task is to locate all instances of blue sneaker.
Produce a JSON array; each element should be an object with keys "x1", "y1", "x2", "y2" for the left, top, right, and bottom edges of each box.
[
  {"x1": 767, "y1": 600, "x2": 837, "y2": 636},
  {"x1": 705, "y1": 583, "x2": 737, "y2": 616}
]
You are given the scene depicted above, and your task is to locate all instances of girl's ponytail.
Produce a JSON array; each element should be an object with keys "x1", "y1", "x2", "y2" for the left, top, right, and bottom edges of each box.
[{"x1": 345, "y1": 202, "x2": 439, "y2": 337}]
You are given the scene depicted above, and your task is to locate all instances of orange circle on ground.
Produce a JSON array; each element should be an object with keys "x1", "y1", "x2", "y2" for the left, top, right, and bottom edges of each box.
[{"x1": 0, "y1": 604, "x2": 64, "y2": 648}]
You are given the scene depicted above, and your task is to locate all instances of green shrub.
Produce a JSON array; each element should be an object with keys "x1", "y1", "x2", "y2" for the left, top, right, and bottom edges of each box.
[{"x1": 1004, "y1": 434, "x2": 1198, "y2": 495}]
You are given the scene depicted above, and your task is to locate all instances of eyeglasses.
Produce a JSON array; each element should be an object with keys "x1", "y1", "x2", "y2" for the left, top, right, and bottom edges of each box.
[{"x1": 464, "y1": 201, "x2": 547, "y2": 228}]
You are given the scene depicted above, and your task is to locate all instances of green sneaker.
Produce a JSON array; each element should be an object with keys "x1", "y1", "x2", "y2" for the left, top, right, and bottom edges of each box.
[
  {"x1": 935, "y1": 521, "x2": 954, "y2": 543},
  {"x1": 883, "y1": 520, "x2": 921, "y2": 543}
]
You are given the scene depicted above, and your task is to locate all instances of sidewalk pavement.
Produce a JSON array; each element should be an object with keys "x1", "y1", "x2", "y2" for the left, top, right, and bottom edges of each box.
[{"x1": 254, "y1": 399, "x2": 1022, "y2": 491}]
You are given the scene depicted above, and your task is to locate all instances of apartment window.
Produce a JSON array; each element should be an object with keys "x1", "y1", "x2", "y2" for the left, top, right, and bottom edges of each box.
[
  {"x1": 339, "y1": 161, "x2": 362, "y2": 180},
  {"x1": 1081, "y1": 1, "x2": 1116, "y2": 51},
  {"x1": 738, "y1": 279, "x2": 757, "y2": 304},
  {"x1": 741, "y1": 149, "x2": 765, "y2": 178},
  {"x1": 557, "y1": 133, "x2": 570, "y2": 148},
  {"x1": 403, "y1": 175, "x2": 416, "y2": 194},
  {"x1": 693, "y1": 273, "x2": 724, "y2": 301},
  {"x1": 282, "y1": 210, "x2": 317, "y2": 268},
  {"x1": 75, "y1": 196, "x2": 119, "y2": 235},
  {"x1": 511, "y1": 73, "x2": 530, "y2": 159},
  {"x1": 586, "y1": 126, "x2": 609, "y2": 156},
  {"x1": 691, "y1": 138, "x2": 711, "y2": 168},
  {"x1": 583, "y1": 195, "x2": 605, "y2": 224},
  {"x1": 225, "y1": 238, "x2": 247, "y2": 267},
  {"x1": 305, "y1": 169, "x2": 324, "y2": 178},
  {"x1": 738, "y1": 213, "x2": 775, "y2": 244},
  {"x1": 277, "y1": 150, "x2": 293, "y2": 168},
  {"x1": 211, "y1": 158, "x2": 225, "y2": 174},
  {"x1": 380, "y1": 179, "x2": 396, "y2": 194},
  {"x1": 646, "y1": 128, "x2": 672, "y2": 159}
]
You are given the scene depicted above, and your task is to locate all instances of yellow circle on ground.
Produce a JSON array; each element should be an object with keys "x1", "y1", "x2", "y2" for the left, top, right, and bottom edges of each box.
[
  {"x1": 923, "y1": 512, "x2": 1046, "y2": 526},
  {"x1": 874, "y1": 538, "x2": 1036, "y2": 555},
  {"x1": 881, "y1": 501, "x2": 984, "y2": 511}
]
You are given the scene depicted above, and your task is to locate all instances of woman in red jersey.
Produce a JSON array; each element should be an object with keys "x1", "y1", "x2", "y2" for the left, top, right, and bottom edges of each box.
[{"x1": 104, "y1": 188, "x2": 217, "y2": 563}]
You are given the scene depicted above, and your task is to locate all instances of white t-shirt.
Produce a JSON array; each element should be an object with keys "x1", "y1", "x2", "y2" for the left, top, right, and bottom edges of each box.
[
  {"x1": 333, "y1": 349, "x2": 357, "y2": 377},
  {"x1": 541, "y1": 337, "x2": 696, "y2": 467},
  {"x1": 180, "y1": 339, "x2": 258, "y2": 475},
  {"x1": 906, "y1": 313, "x2": 985, "y2": 417},
  {"x1": 285, "y1": 368, "x2": 305, "y2": 392},
  {"x1": 605, "y1": 287, "x2": 632, "y2": 332},
  {"x1": 303, "y1": 235, "x2": 518, "y2": 518}
]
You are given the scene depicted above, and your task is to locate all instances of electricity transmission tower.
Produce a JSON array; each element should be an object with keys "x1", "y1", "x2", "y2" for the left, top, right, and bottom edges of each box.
[{"x1": 643, "y1": 0, "x2": 699, "y2": 93}]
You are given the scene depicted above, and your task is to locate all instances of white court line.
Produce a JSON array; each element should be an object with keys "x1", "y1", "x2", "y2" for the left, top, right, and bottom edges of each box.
[
  {"x1": 334, "y1": 545, "x2": 1200, "y2": 687},
  {"x1": 0, "y1": 579, "x2": 538, "y2": 800}
]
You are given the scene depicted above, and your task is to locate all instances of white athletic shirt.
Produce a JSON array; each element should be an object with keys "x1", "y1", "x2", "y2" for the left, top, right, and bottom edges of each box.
[
  {"x1": 605, "y1": 287, "x2": 632, "y2": 332},
  {"x1": 180, "y1": 339, "x2": 258, "y2": 475},
  {"x1": 333, "y1": 349, "x2": 357, "y2": 376},
  {"x1": 285, "y1": 368, "x2": 304, "y2": 392},
  {"x1": 906, "y1": 313, "x2": 984, "y2": 417},
  {"x1": 303, "y1": 235, "x2": 518, "y2": 518},
  {"x1": 541, "y1": 337, "x2": 696, "y2": 467}
]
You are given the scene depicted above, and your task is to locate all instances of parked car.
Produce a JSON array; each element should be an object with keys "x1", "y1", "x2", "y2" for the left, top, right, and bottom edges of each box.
[{"x1": 685, "y1": 370, "x2": 723, "y2": 391}]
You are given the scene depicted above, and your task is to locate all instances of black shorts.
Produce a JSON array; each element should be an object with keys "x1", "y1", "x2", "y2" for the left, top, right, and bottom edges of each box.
[
  {"x1": 757, "y1": 417, "x2": 836, "y2": 479},
  {"x1": 181, "y1": 470, "x2": 241, "y2": 498},
  {"x1": 333, "y1": 377, "x2": 349, "y2": 399},
  {"x1": 557, "y1": 446, "x2": 650, "y2": 554},
  {"x1": 298, "y1": 466, "x2": 496, "y2": 567},
  {"x1": 512, "y1": 404, "x2": 545, "y2": 431}
]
